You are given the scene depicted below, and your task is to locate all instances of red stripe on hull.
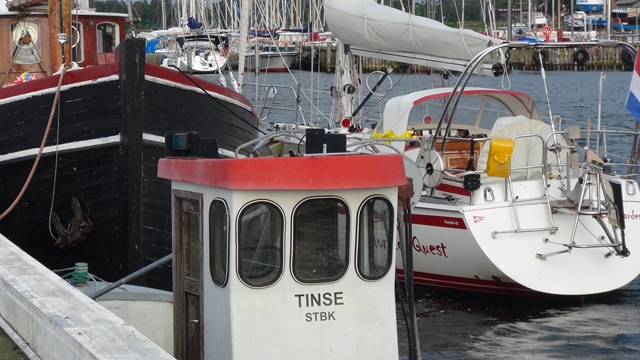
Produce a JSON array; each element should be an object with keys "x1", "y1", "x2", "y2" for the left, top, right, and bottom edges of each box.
[
  {"x1": 0, "y1": 63, "x2": 119, "y2": 100},
  {"x1": 411, "y1": 214, "x2": 467, "y2": 229},
  {"x1": 0, "y1": 62, "x2": 255, "y2": 113},
  {"x1": 145, "y1": 64, "x2": 254, "y2": 109},
  {"x1": 397, "y1": 269, "x2": 538, "y2": 296}
]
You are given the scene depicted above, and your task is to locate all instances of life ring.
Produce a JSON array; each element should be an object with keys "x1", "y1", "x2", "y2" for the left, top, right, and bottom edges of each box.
[
  {"x1": 542, "y1": 25, "x2": 552, "y2": 42},
  {"x1": 533, "y1": 49, "x2": 549, "y2": 65},
  {"x1": 622, "y1": 49, "x2": 635, "y2": 66},
  {"x1": 573, "y1": 49, "x2": 589, "y2": 64}
]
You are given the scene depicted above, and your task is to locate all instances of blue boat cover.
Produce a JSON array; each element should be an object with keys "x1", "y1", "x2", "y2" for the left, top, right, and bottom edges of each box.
[{"x1": 188, "y1": 17, "x2": 203, "y2": 29}]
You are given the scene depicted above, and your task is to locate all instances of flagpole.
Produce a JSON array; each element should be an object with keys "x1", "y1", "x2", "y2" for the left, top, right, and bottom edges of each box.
[
  {"x1": 597, "y1": 73, "x2": 605, "y2": 157},
  {"x1": 626, "y1": 49, "x2": 640, "y2": 174}
]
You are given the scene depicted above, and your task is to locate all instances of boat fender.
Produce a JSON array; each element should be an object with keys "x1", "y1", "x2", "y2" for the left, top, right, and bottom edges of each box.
[
  {"x1": 573, "y1": 49, "x2": 589, "y2": 64},
  {"x1": 622, "y1": 49, "x2": 635, "y2": 66},
  {"x1": 533, "y1": 49, "x2": 549, "y2": 65}
]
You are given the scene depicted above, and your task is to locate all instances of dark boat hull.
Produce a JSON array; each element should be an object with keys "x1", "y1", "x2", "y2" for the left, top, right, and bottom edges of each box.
[{"x1": 0, "y1": 38, "x2": 259, "y2": 290}]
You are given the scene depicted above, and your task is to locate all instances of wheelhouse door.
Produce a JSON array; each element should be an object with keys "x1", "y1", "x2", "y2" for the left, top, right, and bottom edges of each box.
[{"x1": 173, "y1": 190, "x2": 204, "y2": 360}]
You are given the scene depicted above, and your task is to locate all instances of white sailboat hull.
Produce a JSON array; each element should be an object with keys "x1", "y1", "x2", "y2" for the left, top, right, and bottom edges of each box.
[
  {"x1": 179, "y1": 51, "x2": 227, "y2": 74},
  {"x1": 369, "y1": 84, "x2": 640, "y2": 297},
  {"x1": 244, "y1": 52, "x2": 297, "y2": 72},
  {"x1": 402, "y1": 178, "x2": 640, "y2": 296},
  {"x1": 162, "y1": 50, "x2": 227, "y2": 74}
]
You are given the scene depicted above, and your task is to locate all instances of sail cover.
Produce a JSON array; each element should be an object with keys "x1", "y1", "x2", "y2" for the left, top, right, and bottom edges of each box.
[{"x1": 324, "y1": 0, "x2": 500, "y2": 72}]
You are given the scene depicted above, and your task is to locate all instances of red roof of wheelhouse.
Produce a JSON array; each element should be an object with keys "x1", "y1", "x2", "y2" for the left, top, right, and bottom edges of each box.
[{"x1": 158, "y1": 154, "x2": 407, "y2": 190}]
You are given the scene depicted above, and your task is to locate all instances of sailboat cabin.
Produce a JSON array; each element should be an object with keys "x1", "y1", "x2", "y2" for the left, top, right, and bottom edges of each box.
[{"x1": 1, "y1": 0, "x2": 126, "y2": 85}]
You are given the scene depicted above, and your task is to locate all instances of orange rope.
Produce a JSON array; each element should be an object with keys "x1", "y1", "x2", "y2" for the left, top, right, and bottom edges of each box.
[{"x1": 0, "y1": 65, "x2": 69, "y2": 221}]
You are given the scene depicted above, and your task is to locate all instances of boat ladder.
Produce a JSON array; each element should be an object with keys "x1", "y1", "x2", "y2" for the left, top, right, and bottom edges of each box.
[
  {"x1": 491, "y1": 134, "x2": 558, "y2": 239},
  {"x1": 538, "y1": 155, "x2": 630, "y2": 260}
]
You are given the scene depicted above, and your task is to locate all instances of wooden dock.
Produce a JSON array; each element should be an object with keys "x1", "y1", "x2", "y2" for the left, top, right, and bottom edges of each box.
[
  {"x1": 294, "y1": 44, "x2": 637, "y2": 73},
  {"x1": 147, "y1": 44, "x2": 638, "y2": 74}
]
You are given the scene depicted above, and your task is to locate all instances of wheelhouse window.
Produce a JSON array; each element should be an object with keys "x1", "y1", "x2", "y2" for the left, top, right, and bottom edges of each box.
[
  {"x1": 71, "y1": 22, "x2": 84, "y2": 63},
  {"x1": 237, "y1": 202, "x2": 283, "y2": 287},
  {"x1": 357, "y1": 197, "x2": 394, "y2": 280},
  {"x1": 10, "y1": 21, "x2": 41, "y2": 64},
  {"x1": 293, "y1": 198, "x2": 349, "y2": 283},
  {"x1": 209, "y1": 199, "x2": 229, "y2": 286},
  {"x1": 96, "y1": 22, "x2": 119, "y2": 53}
]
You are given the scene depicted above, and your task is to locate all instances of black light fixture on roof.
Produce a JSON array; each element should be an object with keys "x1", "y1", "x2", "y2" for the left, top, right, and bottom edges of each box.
[{"x1": 164, "y1": 131, "x2": 219, "y2": 158}]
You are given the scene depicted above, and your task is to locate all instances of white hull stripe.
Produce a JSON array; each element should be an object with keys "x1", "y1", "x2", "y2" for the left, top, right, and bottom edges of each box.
[
  {"x1": 0, "y1": 74, "x2": 252, "y2": 113},
  {"x1": 0, "y1": 135, "x2": 121, "y2": 163},
  {"x1": 0, "y1": 133, "x2": 239, "y2": 163},
  {"x1": 0, "y1": 75, "x2": 120, "y2": 106}
]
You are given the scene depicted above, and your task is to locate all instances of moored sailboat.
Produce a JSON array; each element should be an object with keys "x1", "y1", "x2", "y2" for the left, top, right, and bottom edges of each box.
[{"x1": 316, "y1": 0, "x2": 640, "y2": 296}]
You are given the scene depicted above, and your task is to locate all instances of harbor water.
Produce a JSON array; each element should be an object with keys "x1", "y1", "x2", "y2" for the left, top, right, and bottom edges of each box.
[{"x1": 2, "y1": 69, "x2": 639, "y2": 359}]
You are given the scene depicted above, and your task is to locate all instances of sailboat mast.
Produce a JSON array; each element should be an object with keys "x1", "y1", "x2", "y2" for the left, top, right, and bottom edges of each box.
[
  {"x1": 237, "y1": 0, "x2": 252, "y2": 93},
  {"x1": 507, "y1": 0, "x2": 512, "y2": 40},
  {"x1": 161, "y1": 0, "x2": 166, "y2": 29}
]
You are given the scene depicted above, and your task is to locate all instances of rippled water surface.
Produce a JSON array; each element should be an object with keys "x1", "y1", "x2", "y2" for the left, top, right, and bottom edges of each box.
[{"x1": 395, "y1": 276, "x2": 640, "y2": 359}]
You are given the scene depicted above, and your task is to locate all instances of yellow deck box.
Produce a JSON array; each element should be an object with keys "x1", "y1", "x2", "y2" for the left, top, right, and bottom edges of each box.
[{"x1": 486, "y1": 138, "x2": 515, "y2": 178}]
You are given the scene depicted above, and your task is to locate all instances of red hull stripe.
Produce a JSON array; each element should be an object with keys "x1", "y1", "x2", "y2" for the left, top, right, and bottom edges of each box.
[
  {"x1": 411, "y1": 214, "x2": 467, "y2": 229},
  {"x1": 436, "y1": 183, "x2": 471, "y2": 196},
  {"x1": 0, "y1": 63, "x2": 119, "y2": 100},
  {"x1": 397, "y1": 269, "x2": 538, "y2": 296},
  {"x1": 159, "y1": 154, "x2": 407, "y2": 190},
  {"x1": 0, "y1": 62, "x2": 254, "y2": 112},
  {"x1": 145, "y1": 63, "x2": 253, "y2": 109}
]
